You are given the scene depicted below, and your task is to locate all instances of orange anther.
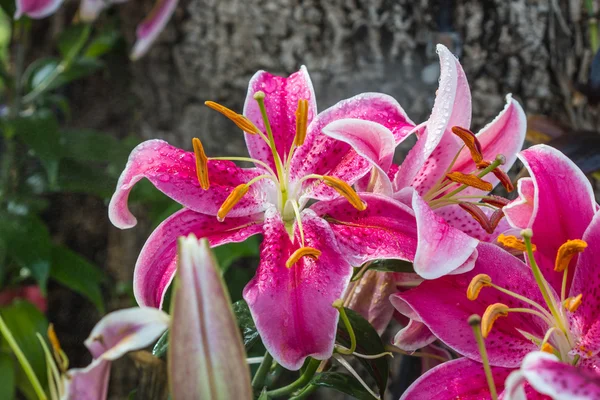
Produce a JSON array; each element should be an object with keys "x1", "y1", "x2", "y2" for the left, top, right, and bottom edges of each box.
[
  {"x1": 446, "y1": 171, "x2": 493, "y2": 192},
  {"x1": 555, "y1": 239, "x2": 587, "y2": 272},
  {"x1": 286, "y1": 247, "x2": 322, "y2": 268},
  {"x1": 192, "y1": 138, "x2": 210, "y2": 190}
]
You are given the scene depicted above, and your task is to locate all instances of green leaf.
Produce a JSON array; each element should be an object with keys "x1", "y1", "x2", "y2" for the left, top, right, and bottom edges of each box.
[
  {"x1": 0, "y1": 213, "x2": 51, "y2": 293},
  {"x1": 336, "y1": 308, "x2": 389, "y2": 398},
  {"x1": 58, "y1": 24, "x2": 92, "y2": 61},
  {"x1": 0, "y1": 352, "x2": 15, "y2": 400},
  {"x1": 152, "y1": 330, "x2": 169, "y2": 358},
  {"x1": 11, "y1": 110, "x2": 61, "y2": 186},
  {"x1": 60, "y1": 129, "x2": 125, "y2": 163},
  {"x1": 57, "y1": 158, "x2": 115, "y2": 198},
  {"x1": 50, "y1": 245, "x2": 105, "y2": 313},
  {"x1": 0, "y1": 0, "x2": 15, "y2": 17},
  {"x1": 0, "y1": 7, "x2": 11, "y2": 64},
  {"x1": 0, "y1": 301, "x2": 48, "y2": 400},
  {"x1": 25, "y1": 57, "x2": 103, "y2": 96},
  {"x1": 232, "y1": 300, "x2": 260, "y2": 351},
  {"x1": 368, "y1": 259, "x2": 414, "y2": 274},
  {"x1": 85, "y1": 28, "x2": 121, "y2": 58},
  {"x1": 311, "y1": 372, "x2": 376, "y2": 400},
  {"x1": 213, "y1": 236, "x2": 260, "y2": 274}
]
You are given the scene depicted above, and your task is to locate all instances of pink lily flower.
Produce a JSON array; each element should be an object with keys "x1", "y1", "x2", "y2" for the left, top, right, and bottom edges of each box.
[
  {"x1": 109, "y1": 66, "x2": 456, "y2": 370},
  {"x1": 391, "y1": 145, "x2": 600, "y2": 371},
  {"x1": 14, "y1": 0, "x2": 63, "y2": 19}
]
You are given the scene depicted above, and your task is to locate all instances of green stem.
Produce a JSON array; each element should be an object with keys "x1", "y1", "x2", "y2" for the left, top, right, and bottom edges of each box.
[
  {"x1": 586, "y1": 0, "x2": 599, "y2": 52},
  {"x1": 0, "y1": 315, "x2": 47, "y2": 400},
  {"x1": 251, "y1": 352, "x2": 273, "y2": 391},
  {"x1": 469, "y1": 315, "x2": 497, "y2": 400},
  {"x1": 333, "y1": 301, "x2": 356, "y2": 355},
  {"x1": 267, "y1": 358, "x2": 320, "y2": 398},
  {"x1": 289, "y1": 384, "x2": 317, "y2": 400}
]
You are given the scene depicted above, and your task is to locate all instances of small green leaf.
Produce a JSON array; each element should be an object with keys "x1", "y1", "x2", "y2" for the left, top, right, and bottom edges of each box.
[
  {"x1": 336, "y1": 308, "x2": 389, "y2": 398},
  {"x1": 0, "y1": 352, "x2": 15, "y2": 400},
  {"x1": 311, "y1": 372, "x2": 376, "y2": 400},
  {"x1": 213, "y1": 236, "x2": 260, "y2": 274},
  {"x1": 25, "y1": 57, "x2": 103, "y2": 96},
  {"x1": 0, "y1": 301, "x2": 48, "y2": 400},
  {"x1": 50, "y1": 245, "x2": 105, "y2": 313},
  {"x1": 368, "y1": 259, "x2": 414, "y2": 274},
  {"x1": 85, "y1": 28, "x2": 121, "y2": 58},
  {"x1": 152, "y1": 330, "x2": 169, "y2": 358},
  {"x1": 58, "y1": 24, "x2": 92, "y2": 61},
  {"x1": 232, "y1": 300, "x2": 260, "y2": 351}
]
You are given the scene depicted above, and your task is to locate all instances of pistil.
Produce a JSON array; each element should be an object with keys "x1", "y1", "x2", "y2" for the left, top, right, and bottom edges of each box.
[{"x1": 469, "y1": 315, "x2": 498, "y2": 400}]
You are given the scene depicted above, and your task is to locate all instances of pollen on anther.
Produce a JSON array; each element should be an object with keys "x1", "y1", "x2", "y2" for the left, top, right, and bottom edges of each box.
[
  {"x1": 192, "y1": 138, "x2": 210, "y2": 190},
  {"x1": 555, "y1": 239, "x2": 587, "y2": 272},
  {"x1": 286, "y1": 247, "x2": 321, "y2": 268},
  {"x1": 481, "y1": 303, "x2": 509, "y2": 338},
  {"x1": 467, "y1": 274, "x2": 492, "y2": 300},
  {"x1": 446, "y1": 171, "x2": 493, "y2": 192}
]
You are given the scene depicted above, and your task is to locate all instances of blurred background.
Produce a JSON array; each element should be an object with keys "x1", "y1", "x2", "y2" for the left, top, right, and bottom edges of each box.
[{"x1": 0, "y1": 0, "x2": 599, "y2": 398}]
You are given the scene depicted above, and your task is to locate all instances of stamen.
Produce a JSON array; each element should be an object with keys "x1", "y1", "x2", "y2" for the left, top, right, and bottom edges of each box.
[
  {"x1": 489, "y1": 209, "x2": 505, "y2": 232},
  {"x1": 451, "y1": 126, "x2": 484, "y2": 166},
  {"x1": 446, "y1": 172, "x2": 493, "y2": 192},
  {"x1": 481, "y1": 195, "x2": 511, "y2": 208},
  {"x1": 564, "y1": 294, "x2": 583, "y2": 313},
  {"x1": 481, "y1": 303, "x2": 509, "y2": 338},
  {"x1": 286, "y1": 247, "x2": 321, "y2": 268},
  {"x1": 555, "y1": 239, "x2": 587, "y2": 272},
  {"x1": 458, "y1": 202, "x2": 493, "y2": 234},
  {"x1": 491, "y1": 168, "x2": 514, "y2": 192},
  {"x1": 294, "y1": 99, "x2": 309, "y2": 147},
  {"x1": 48, "y1": 324, "x2": 68, "y2": 372},
  {"x1": 217, "y1": 184, "x2": 250, "y2": 222},
  {"x1": 323, "y1": 176, "x2": 367, "y2": 211},
  {"x1": 192, "y1": 138, "x2": 210, "y2": 190},
  {"x1": 205, "y1": 101, "x2": 262, "y2": 135},
  {"x1": 467, "y1": 274, "x2": 492, "y2": 300},
  {"x1": 541, "y1": 342, "x2": 556, "y2": 354},
  {"x1": 497, "y1": 234, "x2": 535, "y2": 252},
  {"x1": 468, "y1": 315, "x2": 498, "y2": 400}
]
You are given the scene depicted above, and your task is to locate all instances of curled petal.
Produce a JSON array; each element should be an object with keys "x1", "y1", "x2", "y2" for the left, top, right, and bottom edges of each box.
[
  {"x1": 15, "y1": 0, "x2": 64, "y2": 19},
  {"x1": 64, "y1": 359, "x2": 110, "y2": 400},
  {"x1": 130, "y1": 0, "x2": 179, "y2": 60},
  {"x1": 392, "y1": 319, "x2": 436, "y2": 352},
  {"x1": 133, "y1": 208, "x2": 262, "y2": 308},
  {"x1": 169, "y1": 236, "x2": 252, "y2": 400},
  {"x1": 504, "y1": 178, "x2": 535, "y2": 230},
  {"x1": 108, "y1": 140, "x2": 267, "y2": 229},
  {"x1": 243, "y1": 209, "x2": 353, "y2": 370}
]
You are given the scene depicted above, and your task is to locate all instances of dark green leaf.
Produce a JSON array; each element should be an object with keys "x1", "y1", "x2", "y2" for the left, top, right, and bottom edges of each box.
[
  {"x1": 311, "y1": 372, "x2": 376, "y2": 400},
  {"x1": 60, "y1": 129, "x2": 124, "y2": 163},
  {"x1": 368, "y1": 259, "x2": 414, "y2": 274},
  {"x1": 85, "y1": 28, "x2": 121, "y2": 58},
  {"x1": 0, "y1": 352, "x2": 15, "y2": 400},
  {"x1": 0, "y1": 301, "x2": 48, "y2": 400},
  {"x1": 0, "y1": 213, "x2": 51, "y2": 293},
  {"x1": 152, "y1": 330, "x2": 169, "y2": 358},
  {"x1": 11, "y1": 110, "x2": 61, "y2": 186},
  {"x1": 232, "y1": 300, "x2": 260, "y2": 351},
  {"x1": 0, "y1": 0, "x2": 15, "y2": 17},
  {"x1": 336, "y1": 308, "x2": 389, "y2": 397},
  {"x1": 58, "y1": 24, "x2": 92, "y2": 61},
  {"x1": 25, "y1": 57, "x2": 103, "y2": 96},
  {"x1": 50, "y1": 245, "x2": 105, "y2": 313},
  {"x1": 57, "y1": 158, "x2": 115, "y2": 198},
  {"x1": 214, "y1": 236, "x2": 260, "y2": 274}
]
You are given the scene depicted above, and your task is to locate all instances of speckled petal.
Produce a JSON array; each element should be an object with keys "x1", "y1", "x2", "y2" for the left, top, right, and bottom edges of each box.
[
  {"x1": 310, "y1": 194, "x2": 418, "y2": 267},
  {"x1": 133, "y1": 208, "x2": 263, "y2": 308},
  {"x1": 108, "y1": 139, "x2": 268, "y2": 229},
  {"x1": 130, "y1": 0, "x2": 179, "y2": 60},
  {"x1": 399, "y1": 358, "x2": 513, "y2": 400},
  {"x1": 15, "y1": 0, "x2": 64, "y2": 18},
  {"x1": 436, "y1": 203, "x2": 513, "y2": 242},
  {"x1": 243, "y1": 66, "x2": 317, "y2": 173},
  {"x1": 242, "y1": 208, "x2": 353, "y2": 370},
  {"x1": 392, "y1": 242, "x2": 546, "y2": 368},
  {"x1": 392, "y1": 319, "x2": 436, "y2": 352}
]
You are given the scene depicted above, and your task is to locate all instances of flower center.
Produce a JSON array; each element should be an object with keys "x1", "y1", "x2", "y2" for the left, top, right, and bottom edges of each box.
[{"x1": 468, "y1": 230, "x2": 588, "y2": 364}]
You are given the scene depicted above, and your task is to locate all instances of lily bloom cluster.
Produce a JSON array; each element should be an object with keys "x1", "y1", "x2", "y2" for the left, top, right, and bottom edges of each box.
[
  {"x1": 39, "y1": 43, "x2": 598, "y2": 399},
  {"x1": 14, "y1": 0, "x2": 178, "y2": 59}
]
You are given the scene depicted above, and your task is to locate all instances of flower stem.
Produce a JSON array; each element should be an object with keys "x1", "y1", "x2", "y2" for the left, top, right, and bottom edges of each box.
[
  {"x1": 469, "y1": 315, "x2": 497, "y2": 400},
  {"x1": 586, "y1": 0, "x2": 599, "y2": 52},
  {"x1": 267, "y1": 358, "x2": 320, "y2": 398},
  {"x1": 332, "y1": 300, "x2": 356, "y2": 355},
  {"x1": 289, "y1": 384, "x2": 317, "y2": 400},
  {"x1": 0, "y1": 314, "x2": 47, "y2": 400},
  {"x1": 251, "y1": 351, "x2": 273, "y2": 391}
]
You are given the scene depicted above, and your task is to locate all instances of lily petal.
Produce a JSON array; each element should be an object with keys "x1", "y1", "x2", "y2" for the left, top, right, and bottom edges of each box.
[
  {"x1": 503, "y1": 178, "x2": 535, "y2": 229},
  {"x1": 84, "y1": 307, "x2": 169, "y2": 360},
  {"x1": 130, "y1": 0, "x2": 179, "y2": 60},
  {"x1": 310, "y1": 193, "x2": 418, "y2": 266},
  {"x1": 435, "y1": 203, "x2": 513, "y2": 242},
  {"x1": 520, "y1": 352, "x2": 600, "y2": 400},
  {"x1": 569, "y1": 212, "x2": 600, "y2": 358},
  {"x1": 513, "y1": 145, "x2": 597, "y2": 292},
  {"x1": 133, "y1": 208, "x2": 262, "y2": 308},
  {"x1": 243, "y1": 208, "x2": 353, "y2": 370},
  {"x1": 169, "y1": 236, "x2": 252, "y2": 400},
  {"x1": 410, "y1": 189, "x2": 479, "y2": 278},
  {"x1": 392, "y1": 242, "x2": 546, "y2": 368},
  {"x1": 399, "y1": 358, "x2": 512, "y2": 400},
  {"x1": 392, "y1": 319, "x2": 436, "y2": 352},
  {"x1": 64, "y1": 359, "x2": 110, "y2": 400},
  {"x1": 243, "y1": 66, "x2": 317, "y2": 173},
  {"x1": 394, "y1": 44, "x2": 470, "y2": 190},
  {"x1": 15, "y1": 0, "x2": 64, "y2": 19},
  {"x1": 78, "y1": 0, "x2": 127, "y2": 22},
  {"x1": 109, "y1": 139, "x2": 267, "y2": 229}
]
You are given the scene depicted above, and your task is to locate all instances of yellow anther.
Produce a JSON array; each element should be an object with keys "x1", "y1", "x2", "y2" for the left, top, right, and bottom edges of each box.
[
  {"x1": 555, "y1": 239, "x2": 587, "y2": 272},
  {"x1": 451, "y1": 126, "x2": 484, "y2": 165},
  {"x1": 48, "y1": 324, "x2": 69, "y2": 372},
  {"x1": 322, "y1": 176, "x2": 366, "y2": 211},
  {"x1": 217, "y1": 184, "x2": 249, "y2": 222},
  {"x1": 294, "y1": 99, "x2": 309, "y2": 146},
  {"x1": 446, "y1": 171, "x2": 493, "y2": 192},
  {"x1": 541, "y1": 342, "x2": 555, "y2": 354},
  {"x1": 205, "y1": 101, "x2": 262, "y2": 135},
  {"x1": 481, "y1": 303, "x2": 509, "y2": 338},
  {"x1": 564, "y1": 294, "x2": 583, "y2": 313},
  {"x1": 192, "y1": 138, "x2": 210, "y2": 190},
  {"x1": 467, "y1": 274, "x2": 492, "y2": 300},
  {"x1": 497, "y1": 234, "x2": 535, "y2": 252},
  {"x1": 286, "y1": 247, "x2": 322, "y2": 268}
]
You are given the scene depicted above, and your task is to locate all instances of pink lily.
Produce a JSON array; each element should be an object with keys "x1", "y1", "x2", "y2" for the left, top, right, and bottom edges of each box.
[
  {"x1": 391, "y1": 145, "x2": 600, "y2": 371},
  {"x1": 107, "y1": 66, "x2": 473, "y2": 370},
  {"x1": 14, "y1": 0, "x2": 63, "y2": 19}
]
